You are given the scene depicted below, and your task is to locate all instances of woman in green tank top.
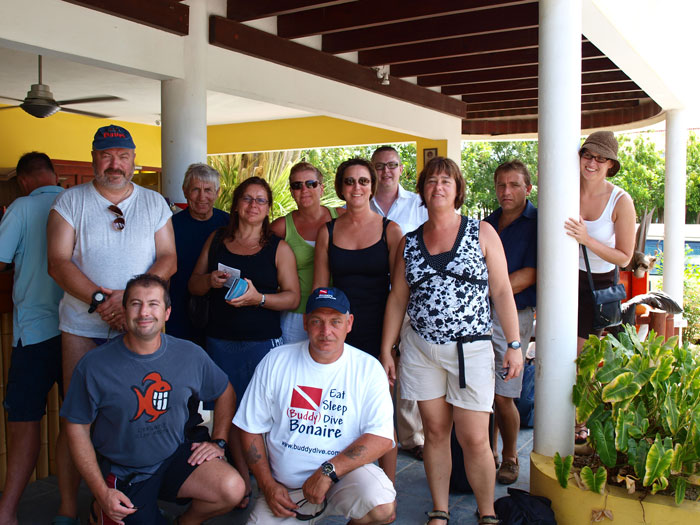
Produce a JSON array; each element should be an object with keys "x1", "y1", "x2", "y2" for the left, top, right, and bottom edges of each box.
[{"x1": 270, "y1": 162, "x2": 344, "y2": 343}]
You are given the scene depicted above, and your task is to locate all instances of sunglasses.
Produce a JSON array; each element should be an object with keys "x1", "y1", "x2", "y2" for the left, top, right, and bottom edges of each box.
[
  {"x1": 241, "y1": 195, "x2": 269, "y2": 206},
  {"x1": 108, "y1": 205, "x2": 125, "y2": 231},
  {"x1": 374, "y1": 161, "x2": 400, "y2": 171},
  {"x1": 290, "y1": 180, "x2": 320, "y2": 190},
  {"x1": 581, "y1": 151, "x2": 610, "y2": 164},
  {"x1": 343, "y1": 177, "x2": 371, "y2": 187},
  {"x1": 294, "y1": 497, "x2": 327, "y2": 521}
]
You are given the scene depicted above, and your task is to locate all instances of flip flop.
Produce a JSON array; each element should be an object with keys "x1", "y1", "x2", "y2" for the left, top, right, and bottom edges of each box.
[
  {"x1": 575, "y1": 425, "x2": 589, "y2": 445},
  {"x1": 236, "y1": 490, "x2": 253, "y2": 510},
  {"x1": 404, "y1": 445, "x2": 424, "y2": 461}
]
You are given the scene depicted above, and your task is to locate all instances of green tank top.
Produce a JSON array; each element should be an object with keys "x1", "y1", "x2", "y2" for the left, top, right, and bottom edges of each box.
[{"x1": 285, "y1": 207, "x2": 338, "y2": 314}]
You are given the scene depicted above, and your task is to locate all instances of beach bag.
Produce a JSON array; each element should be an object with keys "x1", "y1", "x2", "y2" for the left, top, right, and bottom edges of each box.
[
  {"x1": 494, "y1": 488, "x2": 557, "y2": 525},
  {"x1": 582, "y1": 246, "x2": 626, "y2": 330}
]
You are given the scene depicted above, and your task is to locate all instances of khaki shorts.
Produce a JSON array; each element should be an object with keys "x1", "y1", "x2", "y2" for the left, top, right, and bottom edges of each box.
[
  {"x1": 493, "y1": 306, "x2": 535, "y2": 398},
  {"x1": 247, "y1": 463, "x2": 395, "y2": 524},
  {"x1": 399, "y1": 325, "x2": 495, "y2": 412}
]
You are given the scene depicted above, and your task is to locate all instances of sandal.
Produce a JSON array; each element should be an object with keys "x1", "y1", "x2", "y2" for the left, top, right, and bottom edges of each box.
[
  {"x1": 575, "y1": 423, "x2": 589, "y2": 445},
  {"x1": 236, "y1": 490, "x2": 253, "y2": 510},
  {"x1": 478, "y1": 516, "x2": 500, "y2": 524},
  {"x1": 425, "y1": 510, "x2": 450, "y2": 524},
  {"x1": 404, "y1": 445, "x2": 424, "y2": 461}
]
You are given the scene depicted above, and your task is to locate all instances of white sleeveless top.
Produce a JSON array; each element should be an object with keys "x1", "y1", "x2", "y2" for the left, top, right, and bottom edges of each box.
[{"x1": 579, "y1": 185, "x2": 624, "y2": 273}]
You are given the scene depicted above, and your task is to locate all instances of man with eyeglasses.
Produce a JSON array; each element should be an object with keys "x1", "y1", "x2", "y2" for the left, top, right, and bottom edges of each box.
[
  {"x1": 235, "y1": 287, "x2": 396, "y2": 524},
  {"x1": 47, "y1": 124, "x2": 176, "y2": 522},
  {"x1": 369, "y1": 146, "x2": 427, "y2": 462}
]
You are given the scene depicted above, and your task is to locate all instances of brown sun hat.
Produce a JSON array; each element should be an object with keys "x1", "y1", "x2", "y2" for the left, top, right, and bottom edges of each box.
[{"x1": 579, "y1": 131, "x2": 620, "y2": 177}]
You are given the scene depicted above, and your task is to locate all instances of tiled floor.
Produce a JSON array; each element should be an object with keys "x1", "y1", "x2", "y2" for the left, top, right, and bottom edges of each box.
[{"x1": 11, "y1": 428, "x2": 533, "y2": 524}]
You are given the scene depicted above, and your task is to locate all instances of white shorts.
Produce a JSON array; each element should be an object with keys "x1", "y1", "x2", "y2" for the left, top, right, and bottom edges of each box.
[
  {"x1": 399, "y1": 325, "x2": 495, "y2": 412},
  {"x1": 492, "y1": 307, "x2": 535, "y2": 398},
  {"x1": 247, "y1": 464, "x2": 395, "y2": 524}
]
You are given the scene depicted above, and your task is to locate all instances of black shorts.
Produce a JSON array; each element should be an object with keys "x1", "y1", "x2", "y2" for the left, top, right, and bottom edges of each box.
[
  {"x1": 4, "y1": 335, "x2": 62, "y2": 422},
  {"x1": 105, "y1": 441, "x2": 198, "y2": 524},
  {"x1": 578, "y1": 269, "x2": 616, "y2": 339}
]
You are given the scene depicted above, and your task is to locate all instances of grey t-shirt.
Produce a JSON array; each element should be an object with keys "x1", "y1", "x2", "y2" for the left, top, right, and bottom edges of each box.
[
  {"x1": 51, "y1": 182, "x2": 172, "y2": 338},
  {"x1": 61, "y1": 334, "x2": 228, "y2": 481}
]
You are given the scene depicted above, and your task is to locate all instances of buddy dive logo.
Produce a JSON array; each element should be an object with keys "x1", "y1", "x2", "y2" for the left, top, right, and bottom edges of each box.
[
  {"x1": 131, "y1": 372, "x2": 172, "y2": 422},
  {"x1": 287, "y1": 385, "x2": 347, "y2": 439}
]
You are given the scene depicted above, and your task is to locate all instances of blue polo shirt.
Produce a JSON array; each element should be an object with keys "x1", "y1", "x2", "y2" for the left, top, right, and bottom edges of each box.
[
  {"x1": 0, "y1": 185, "x2": 64, "y2": 346},
  {"x1": 485, "y1": 200, "x2": 537, "y2": 309}
]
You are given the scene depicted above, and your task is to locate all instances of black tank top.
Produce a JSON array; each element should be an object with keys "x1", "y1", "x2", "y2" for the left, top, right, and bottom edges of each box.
[
  {"x1": 206, "y1": 232, "x2": 282, "y2": 341},
  {"x1": 327, "y1": 217, "x2": 391, "y2": 357}
]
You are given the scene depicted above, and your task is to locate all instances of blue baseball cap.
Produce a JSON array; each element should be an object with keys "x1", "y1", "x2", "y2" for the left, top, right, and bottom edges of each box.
[
  {"x1": 306, "y1": 287, "x2": 351, "y2": 315},
  {"x1": 92, "y1": 125, "x2": 136, "y2": 150}
]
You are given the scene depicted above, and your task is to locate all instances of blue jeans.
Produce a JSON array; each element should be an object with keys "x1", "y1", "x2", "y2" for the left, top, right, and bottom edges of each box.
[{"x1": 205, "y1": 336, "x2": 284, "y2": 408}]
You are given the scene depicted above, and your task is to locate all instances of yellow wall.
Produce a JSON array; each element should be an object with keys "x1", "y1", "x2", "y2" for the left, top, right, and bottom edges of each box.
[
  {"x1": 0, "y1": 106, "x2": 162, "y2": 168},
  {"x1": 1, "y1": 111, "x2": 449, "y2": 172}
]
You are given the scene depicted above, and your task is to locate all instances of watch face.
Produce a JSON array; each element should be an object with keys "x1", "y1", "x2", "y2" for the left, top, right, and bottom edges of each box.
[
  {"x1": 94, "y1": 292, "x2": 105, "y2": 302},
  {"x1": 213, "y1": 439, "x2": 226, "y2": 448},
  {"x1": 509, "y1": 341, "x2": 521, "y2": 350},
  {"x1": 322, "y1": 463, "x2": 333, "y2": 474}
]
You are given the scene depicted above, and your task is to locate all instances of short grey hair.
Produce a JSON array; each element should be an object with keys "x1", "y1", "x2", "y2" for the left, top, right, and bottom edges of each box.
[{"x1": 183, "y1": 163, "x2": 221, "y2": 192}]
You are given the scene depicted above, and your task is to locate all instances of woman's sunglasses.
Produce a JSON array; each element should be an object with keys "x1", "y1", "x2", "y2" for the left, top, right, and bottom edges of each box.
[
  {"x1": 108, "y1": 205, "x2": 125, "y2": 231},
  {"x1": 343, "y1": 177, "x2": 371, "y2": 187},
  {"x1": 294, "y1": 497, "x2": 327, "y2": 521},
  {"x1": 290, "y1": 180, "x2": 320, "y2": 190}
]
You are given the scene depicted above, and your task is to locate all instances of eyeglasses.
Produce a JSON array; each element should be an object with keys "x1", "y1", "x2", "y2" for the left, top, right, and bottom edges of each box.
[
  {"x1": 581, "y1": 151, "x2": 610, "y2": 164},
  {"x1": 108, "y1": 205, "x2": 125, "y2": 231},
  {"x1": 374, "y1": 161, "x2": 400, "y2": 171},
  {"x1": 294, "y1": 497, "x2": 327, "y2": 521},
  {"x1": 290, "y1": 180, "x2": 320, "y2": 190},
  {"x1": 343, "y1": 177, "x2": 371, "y2": 187},
  {"x1": 241, "y1": 195, "x2": 269, "y2": 206}
]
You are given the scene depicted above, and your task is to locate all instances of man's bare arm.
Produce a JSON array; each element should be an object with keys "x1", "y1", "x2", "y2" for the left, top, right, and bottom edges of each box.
[
  {"x1": 47, "y1": 210, "x2": 98, "y2": 304},
  {"x1": 65, "y1": 422, "x2": 136, "y2": 522},
  {"x1": 509, "y1": 267, "x2": 536, "y2": 295},
  {"x1": 146, "y1": 219, "x2": 177, "y2": 280}
]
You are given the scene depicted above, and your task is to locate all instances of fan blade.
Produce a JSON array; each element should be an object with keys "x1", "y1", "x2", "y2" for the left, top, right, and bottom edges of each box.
[
  {"x1": 60, "y1": 107, "x2": 113, "y2": 119},
  {"x1": 58, "y1": 95, "x2": 123, "y2": 106},
  {"x1": 0, "y1": 96, "x2": 24, "y2": 103}
]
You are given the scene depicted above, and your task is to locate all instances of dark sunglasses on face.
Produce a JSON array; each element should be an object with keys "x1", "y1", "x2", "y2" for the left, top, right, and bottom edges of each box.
[
  {"x1": 108, "y1": 205, "x2": 125, "y2": 231},
  {"x1": 374, "y1": 161, "x2": 400, "y2": 171},
  {"x1": 290, "y1": 180, "x2": 320, "y2": 190},
  {"x1": 294, "y1": 497, "x2": 328, "y2": 521},
  {"x1": 343, "y1": 177, "x2": 371, "y2": 187},
  {"x1": 241, "y1": 195, "x2": 269, "y2": 206},
  {"x1": 581, "y1": 151, "x2": 610, "y2": 164}
]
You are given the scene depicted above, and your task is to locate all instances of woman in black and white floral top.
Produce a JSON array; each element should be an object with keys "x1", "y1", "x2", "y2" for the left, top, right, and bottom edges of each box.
[{"x1": 380, "y1": 157, "x2": 521, "y2": 525}]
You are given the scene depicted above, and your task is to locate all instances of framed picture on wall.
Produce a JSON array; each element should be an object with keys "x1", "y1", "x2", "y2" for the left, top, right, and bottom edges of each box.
[{"x1": 423, "y1": 148, "x2": 438, "y2": 164}]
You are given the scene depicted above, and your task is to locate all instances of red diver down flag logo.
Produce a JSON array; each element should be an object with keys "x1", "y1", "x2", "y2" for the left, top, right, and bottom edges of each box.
[{"x1": 290, "y1": 386, "x2": 323, "y2": 411}]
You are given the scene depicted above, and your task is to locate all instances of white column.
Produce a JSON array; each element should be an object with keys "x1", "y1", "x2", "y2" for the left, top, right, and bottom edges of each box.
[
  {"x1": 533, "y1": 0, "x2": 582, "y2": 457},
  {"x1": 161, "y1": 0, "x2": 210, "y2": 205},
  {"x1": 663, "y1": 110, "x2": 687, "y2": 307}
]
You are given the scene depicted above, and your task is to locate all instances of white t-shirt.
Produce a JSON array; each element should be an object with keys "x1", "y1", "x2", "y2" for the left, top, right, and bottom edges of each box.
[
  {"x1": 51, "y1": 182, "x2": 172, "y2": 338},
  {"x1": 234, "y1": 340, "x2": 394, "y2": 489},
  {"x1": 370, "y1": 184, "x2": 428, "y2": 235}
]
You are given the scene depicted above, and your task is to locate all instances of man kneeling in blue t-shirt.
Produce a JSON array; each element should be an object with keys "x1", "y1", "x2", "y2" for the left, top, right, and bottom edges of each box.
[
  {"x1": 235, "y1": 287, "x2": 396, "y2": 524},
  {"x1": 61, "y1": 274, "x2": 244, "y2": 524}
]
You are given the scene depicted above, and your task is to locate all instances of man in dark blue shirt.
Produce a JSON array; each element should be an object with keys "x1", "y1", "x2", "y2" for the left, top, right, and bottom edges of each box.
[{"x1": 484, "y1": 159, "x2": 537, "y2": 485}]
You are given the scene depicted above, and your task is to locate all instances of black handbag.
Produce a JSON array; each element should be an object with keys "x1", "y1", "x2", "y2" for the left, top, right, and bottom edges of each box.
[
  {"x1": 188, "y1": 228, "x2": 225, "y2": 329},
  {"x1": 582, "y1": 246, "x2": 627, "y2": 330}
]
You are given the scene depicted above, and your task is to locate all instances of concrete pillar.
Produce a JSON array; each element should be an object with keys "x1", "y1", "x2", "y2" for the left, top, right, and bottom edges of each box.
[
  {"x1": 161, "y1": 0, "x2": 210, "y2": 205},
  {"x1": 533, "y1": 0, "x2": 582, "y2": 458},
  {"x1": 663, "y1": 109, "x2": 687, "y2": 307}
]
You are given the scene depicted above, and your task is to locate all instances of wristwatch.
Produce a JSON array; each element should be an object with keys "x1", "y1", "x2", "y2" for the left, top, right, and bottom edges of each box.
[
  {"x1": 321, "y1": 461, "x2": 339, "y2": 483},
  {"x1": 210, "y1": 438, "x2": 228, "y2": 451},
  {"x1": 507, "y1": 341, "x2": 522, "y2": 350},
  {"x1": 88, "y1": 291, "x2": 106, "y2": 313},
  {"x1": 259, "y1": 294, "x2": 266, "y2": 307}
]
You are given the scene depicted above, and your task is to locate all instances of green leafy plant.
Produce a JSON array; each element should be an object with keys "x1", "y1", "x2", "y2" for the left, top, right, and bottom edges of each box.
[
  {"x1": 554, "y1": 452, "x2": 573, "y2": 488},
  {"x1": 565, "y1": 327, "x2": 700, "y2": 503}
]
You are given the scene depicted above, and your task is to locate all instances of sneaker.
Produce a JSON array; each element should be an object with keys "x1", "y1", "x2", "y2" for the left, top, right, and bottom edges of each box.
[{"x1": 496, "y1": 458, "x2": 519, "y2": 484}]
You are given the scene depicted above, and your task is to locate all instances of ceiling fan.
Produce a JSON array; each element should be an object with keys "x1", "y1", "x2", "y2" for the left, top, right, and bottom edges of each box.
[{"x1": 0, "y1": 55, "x2": 123, "y2": 118}]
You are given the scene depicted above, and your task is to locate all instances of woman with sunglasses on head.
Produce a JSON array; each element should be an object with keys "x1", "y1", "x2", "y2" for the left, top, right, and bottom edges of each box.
[
  {"x1": 189, "y1": 176, "x2": 300, "y2": 507},
  {"x1": 564, "y1": 131, "x2": 635, "y2": 444},
  {"x1": 313, "y1": 158, "x2": 403, "y2": 486},
  {"x1": 270, "y1": 162, "x2": 345, "y2": 344}
]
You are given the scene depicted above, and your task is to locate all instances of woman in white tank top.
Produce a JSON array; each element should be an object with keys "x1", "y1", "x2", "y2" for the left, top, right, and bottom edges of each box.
[{"x1": 565, "y1": 131, "x2": 636, "y2": 443}]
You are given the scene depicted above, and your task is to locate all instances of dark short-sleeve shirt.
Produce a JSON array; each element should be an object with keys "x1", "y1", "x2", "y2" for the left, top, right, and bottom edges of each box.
[{"x1": 485, "y1": 200, "x2": 537, "y2": 309}]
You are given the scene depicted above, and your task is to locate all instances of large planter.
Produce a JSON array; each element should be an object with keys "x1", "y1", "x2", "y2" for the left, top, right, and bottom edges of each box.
[{"x1": 530, "y1": 452, "x2": 700, "y2": 525}]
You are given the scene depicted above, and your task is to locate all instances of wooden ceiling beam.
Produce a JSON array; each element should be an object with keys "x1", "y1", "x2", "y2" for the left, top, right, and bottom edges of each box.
[
  {"x1": 443, "y1": 70, "x2": 630, "y2": 96},
  {"x1": 209, "y1": 15, "x2": 467, "y2": 118},
  {"x1": 61, "y1": 0, "x2": 189, "y2": 35},
  {"x1": 321, "y1": 3, "x2": 538, "y2": 53},
  {"x1": 226, "y1": 1, "x2": 346, "y2": 21},
  {"x1": 461, "y1": 80, "x2": 639, "y2": 104},
  {"x1": 391, "y1": 42, "x2": 603, "y2": 77},
  {"x1": 465, "y1": 99, "x2": 641, "y2": 120},
  {"x1": 358, "y1": 28, "x2": 539, "y2": 67},
  {"x1": 278, "y1": 0, "x2": 530, "y2": 38}
]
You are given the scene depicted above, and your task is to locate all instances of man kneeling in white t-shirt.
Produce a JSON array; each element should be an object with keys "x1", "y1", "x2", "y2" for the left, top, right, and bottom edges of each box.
[{"x1": 234, "y1": 287, "x2": 396, "y2": 524}]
